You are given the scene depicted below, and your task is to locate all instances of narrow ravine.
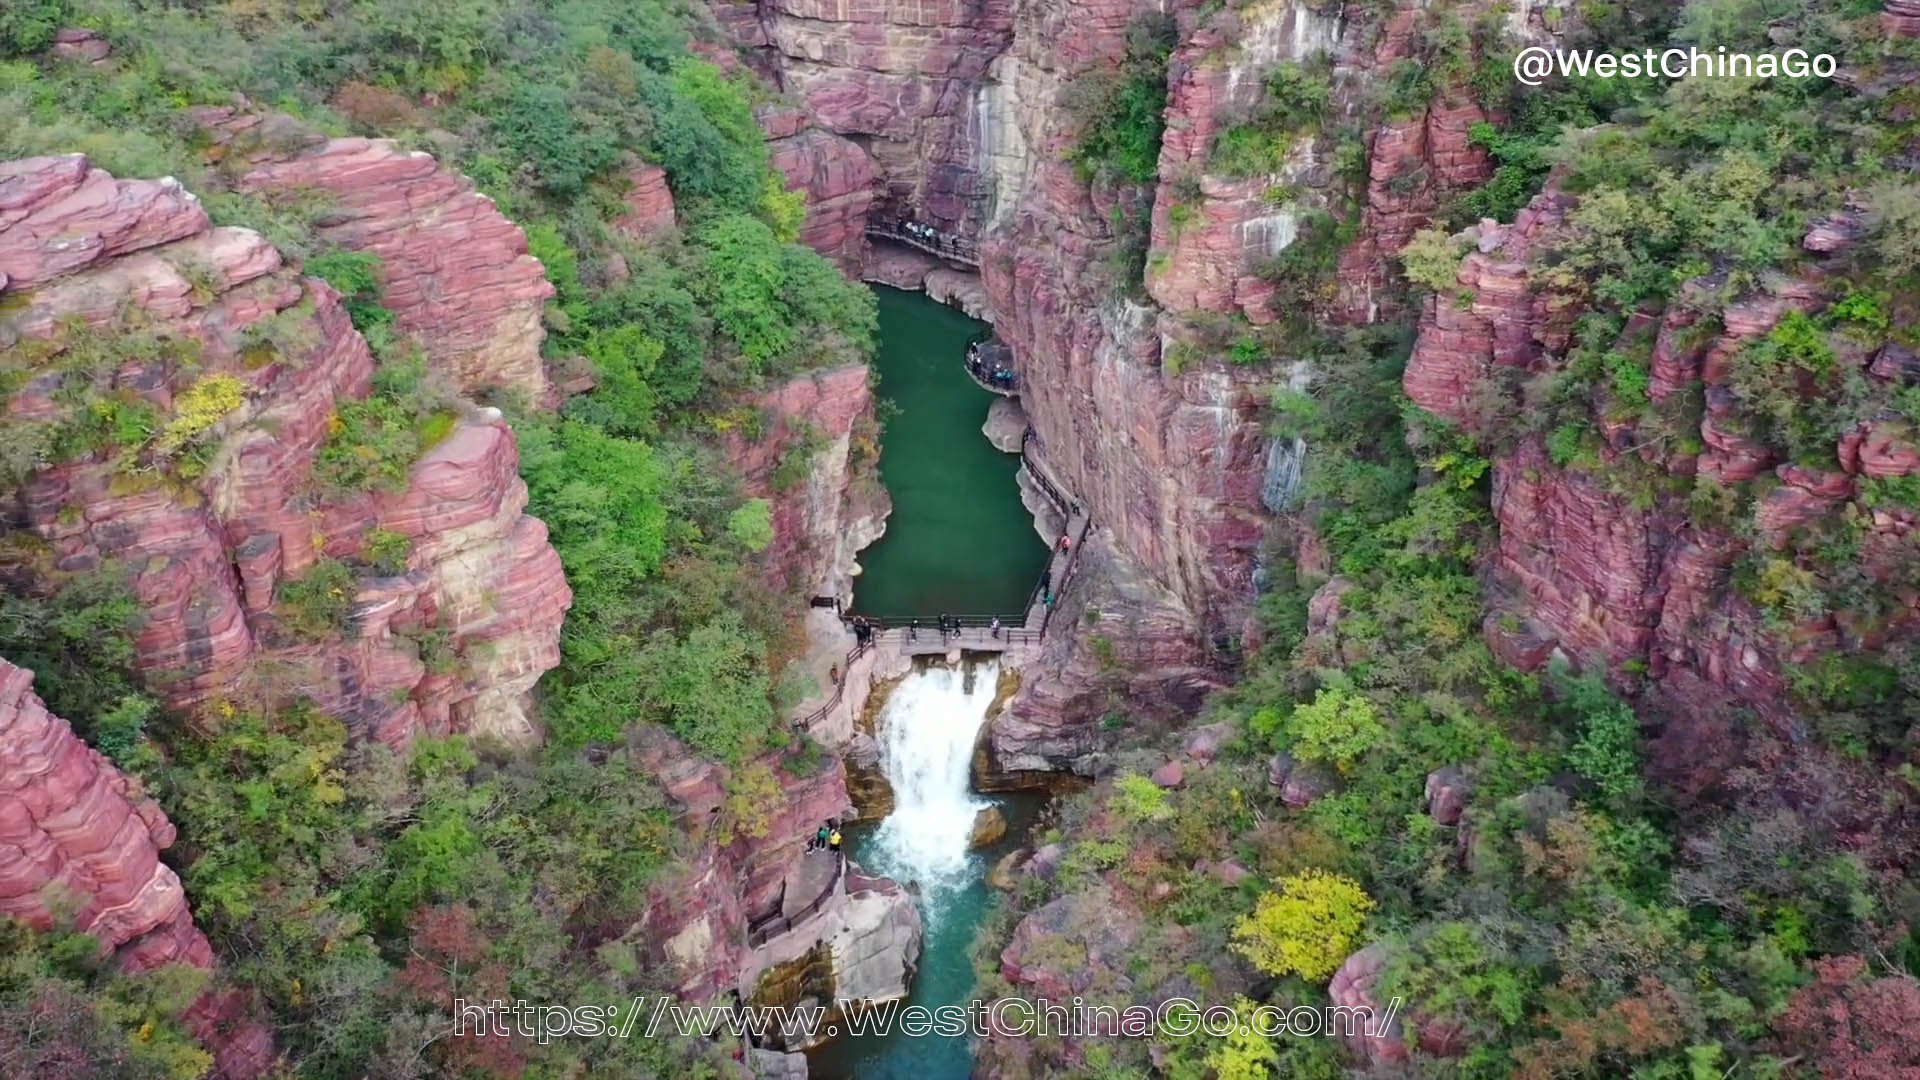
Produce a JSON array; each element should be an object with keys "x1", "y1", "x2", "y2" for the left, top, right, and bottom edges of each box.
[
  {"x1": 809, "y1": 661, "x2": 1035, "y2": 1079},
  {"x1": 809, "y1": 286, "x2": 1048, "y2": 1078}
]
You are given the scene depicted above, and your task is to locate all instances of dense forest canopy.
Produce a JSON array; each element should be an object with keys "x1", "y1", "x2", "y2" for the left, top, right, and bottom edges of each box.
[{"x1": 2, "y1": 1, "x2": 871, "y2": 1075}]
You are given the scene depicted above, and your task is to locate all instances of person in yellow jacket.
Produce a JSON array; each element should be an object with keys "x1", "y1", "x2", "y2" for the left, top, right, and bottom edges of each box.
[{"x1": 828, "y1": 828, "x2": 842, "y2": 854}]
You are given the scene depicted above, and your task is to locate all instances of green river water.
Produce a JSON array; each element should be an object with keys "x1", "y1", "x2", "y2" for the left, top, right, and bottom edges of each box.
[
  {"x1": 805, "y1": 797, "x2": 1042, "y2": 1080},
  {"x1": 848, "y1": 287, "x2": 1049, "y2": 621},
  {"x1": 806, "y1": 288, "x2": 1048, "y2": 1078}
]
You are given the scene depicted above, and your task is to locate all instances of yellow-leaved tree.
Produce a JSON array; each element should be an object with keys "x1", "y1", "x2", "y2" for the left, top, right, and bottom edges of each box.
[{"x1": 1232, "y1": 869, "x2": 1373, "y2": 980}]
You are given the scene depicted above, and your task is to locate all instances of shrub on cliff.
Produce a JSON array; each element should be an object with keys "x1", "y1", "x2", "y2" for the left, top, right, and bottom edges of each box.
[
  {"x1": 312, "y1": 350, "x2": 461, "y2": 495},
  {"x1": 0, "y1": 564, "x2": 159, "y2": 770},
  {"x1": 1064, "y1": 11, "x2": 1175, "y2": 185},
  {"x1": 1231, "y1": 869, "x2": 1374, "y2": 980},
  {"x1": 0, "y1": 919, "x2": 213, "y2": 1080},
  {"x1": 274, "y1": 558, "x2": 357, "y2": 641}
]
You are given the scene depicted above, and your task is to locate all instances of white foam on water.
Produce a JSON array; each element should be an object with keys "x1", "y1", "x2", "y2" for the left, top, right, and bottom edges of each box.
[{"x1": 865, "y1": 661, "x2": 999, "y2": 924}]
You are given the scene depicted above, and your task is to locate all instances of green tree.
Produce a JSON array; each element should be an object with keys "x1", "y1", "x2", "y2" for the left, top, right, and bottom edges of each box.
[
  {"x1": 0, "y1": 1, "x2": 68, "y2": 58},
  {"x1": 727, "y1": 498, "x2": 774, "y2": 553},
  {"x1": 1232, "y1": 869, "x2": 1375, "y2": 980},
  {"x1": 1281, "y1": 686, "x2": 1385, "y2": 771}
]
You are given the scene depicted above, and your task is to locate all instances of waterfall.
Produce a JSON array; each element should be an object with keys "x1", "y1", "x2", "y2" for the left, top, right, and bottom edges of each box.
[
  {"x1": 1263, "y1": 435, "x2": 1307, "y2": 512},
  {"x1": 1263, "y1": 359, "x2": 1315, "y2": 512},
  {"x1": 865, "y1": 661, "x2": 998, "y2": 927}
]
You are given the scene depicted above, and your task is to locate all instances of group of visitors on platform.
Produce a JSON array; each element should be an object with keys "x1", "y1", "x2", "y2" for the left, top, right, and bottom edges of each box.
[
  {"x1": 901, "y1": 220, "x2": 954, "y2": 248},
  {"x1": 966, "y1": 341, "x2": 1015, "y2": 390},
  {"x1": 806, "y1": 820, "x2": 843, "y2": 855},
  {"x1": 850, "y1": 615, "x2": 877, "y2": 646}
]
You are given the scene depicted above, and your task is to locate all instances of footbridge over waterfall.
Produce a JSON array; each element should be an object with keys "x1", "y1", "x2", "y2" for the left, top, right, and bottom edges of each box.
[{"x1": 794, "y1": 431, "x2": 1089, "y2": 733}]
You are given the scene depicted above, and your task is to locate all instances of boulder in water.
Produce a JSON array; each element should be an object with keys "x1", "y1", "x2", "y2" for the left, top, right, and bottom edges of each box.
[
  {"x1": 843, "y1": 732, "x2": 894, "y2": 819},
  {"x1": 832, "y1": 876, "x2": 924, "y2": 1005},
  {"x1": 968, "y1": 805, "x2": 1008, "y2": 848}
]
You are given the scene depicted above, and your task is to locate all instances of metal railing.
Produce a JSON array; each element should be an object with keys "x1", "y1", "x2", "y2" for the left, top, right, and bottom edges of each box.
[
  {"x1": 793, "y1": 637, "x2": 873, "y2": 733},
  {"x1": 866, "y1": 218, "x2": 979, "y2": 266},
  {"x1": 964, "y1": 362, "x2": 1018, "y2": 395},
  {"x1": 965, "y1": 338, "x2": 1017, "y2": 394},
  {"x1": 1020, "y1": 429, "x2": 1072, "y2": 517},
  {"x1": 747, "y1": 853, "x2": 844, "y2": 947},
  {"x1": 789, "y1": 432, "x2": 1092, "y2": 730}
]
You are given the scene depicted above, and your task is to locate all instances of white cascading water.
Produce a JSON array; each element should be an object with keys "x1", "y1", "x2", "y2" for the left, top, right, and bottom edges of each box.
[{"x1": 865, "y1": 660, "x2": 999, "y2": 926}]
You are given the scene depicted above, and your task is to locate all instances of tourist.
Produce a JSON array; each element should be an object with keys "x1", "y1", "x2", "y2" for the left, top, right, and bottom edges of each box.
[
  {"x1": 1059, "y1": 534, "x2": 1072, "y2": 553},
  {"x1": 811, "y1": 822, "x2": 830, "y2": 853},
  {"x1": 828, "y1": 828, "x2": 842, "y2": 854},
  {"x1": 938, "y1": 613, "x2": 951, "y2": 638},
  {"x1": 1040, "y1": 569, "x2": 1052, "y2": 595},
  {"x1": 908, "y1": 617, "x2": 919, "y2": 641},
  {"x1": 990, "y1": 616, "x2": 1001, "y2": 639},
  {"x1": 829, "y1": 664, "x2": 840, "y2": 686}
]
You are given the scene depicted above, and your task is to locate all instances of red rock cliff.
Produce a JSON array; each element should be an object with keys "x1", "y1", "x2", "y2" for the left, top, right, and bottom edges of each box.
[
  {"x1": 1403, "y1": 189, "x2": 1920, "y2": 724},
  {"x1": 722, "y1": 364, "x2": 889, "y2": 600},
  {"x1": 1, "y1": 153, "x2": 569, "y2": 745},
  {"x1": 194, "y1": 107, "x2": 555, "y2": 402},
  {"x1": 0, "y1": 659, "x2": 273, "y2": 1076}
]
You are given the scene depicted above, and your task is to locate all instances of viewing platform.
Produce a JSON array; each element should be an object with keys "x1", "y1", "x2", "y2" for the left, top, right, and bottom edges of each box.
[
  {"x1": 867, "y1": 218, "x2": 979, "y2": 267},
  {"x1": 964, "y1": 337, "x2": 1018, "y2": 396}
]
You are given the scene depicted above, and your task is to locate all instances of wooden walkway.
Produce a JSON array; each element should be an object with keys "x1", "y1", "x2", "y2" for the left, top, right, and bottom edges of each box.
[{"x1": 867, "y1": 223, "x2": 979, "y2": 267}]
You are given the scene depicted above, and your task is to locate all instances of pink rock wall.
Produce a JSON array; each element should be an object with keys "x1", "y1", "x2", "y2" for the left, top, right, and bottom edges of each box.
[
  {"x1": 1402, "y1": 187, "x2": 1920, "y2": 723},
  {"x1": 0, "y1": 659, "x2": 275, "y2": 1076},
  {"x1": 615, "y1": 163, "x2": 676, "y2": 237},
  {"x1": 0, "y1": 661, "x2": 203, "y2": 965},
  {"x1": 629, "y1": 727, "x2": 856, "y2": 1001},
  {"x1": 2, "y1": 153, "x2": 569, "y2": 746},
  {"x1": 720, "y1": 364, "x2": 889, "y2": 599},
  {"x1": 195, "y1": 107, "x2": 555, "y2": 402},
  {"x1": 762, "y1": 104, "x2": 877, "y2": 272},
  {"x1": 730, "y1": 0, "x2": 1014, "y2": 231}
]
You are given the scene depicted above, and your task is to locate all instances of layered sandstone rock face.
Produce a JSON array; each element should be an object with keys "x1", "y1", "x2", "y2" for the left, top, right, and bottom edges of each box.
[
  {"x1": 625, "y1": 727, "x2": 921, "y2": 1007},
  {"x1": 1146, "y1": 4, "x2": 1346, "y2": 321},
  {"x1": 1, "y1": 154, "x2": 568, "y2": 745},
  {"x1": 729, "y1": 0, "x2": 1015, "y2": 232},
  {"x1": 0, "y1": 660, "x2": 203, "y2": 966},
  {"x1": 761, "y1": 104, "x2": 877, "y2": 272},
  {"x1": 1403, "y1": 191, "x2": 1920, "y2": 723},
  {"x1": 981, "y1": 532, "x2": 1221, "y2": 778},
  {"x1": 615, "y1": 162, "x2": 676, "y2": 237},
  {"x1": 1331, "y1": 9, "x2": 1498, "y2": 321},
  {"x1": 721, "y1": 363, "x2": 889, "y2": 600},
  {"x1": 0, "y1": 660, "x2": 274, "y2": 1076},
  {"x1": 195, "y1": 107, "x2": 555, "y2": 401}
]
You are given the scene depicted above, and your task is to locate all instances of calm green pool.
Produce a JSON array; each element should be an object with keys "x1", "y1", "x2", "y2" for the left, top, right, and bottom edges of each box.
[{"x1": 850, "y1": 287, "x2": 1047, "y2": 621}]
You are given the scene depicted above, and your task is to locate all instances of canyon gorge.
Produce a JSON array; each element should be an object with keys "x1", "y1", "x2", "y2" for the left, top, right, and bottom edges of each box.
[{"x1": 4, "y1": 0, "x2": 1920, "y2": 1077}]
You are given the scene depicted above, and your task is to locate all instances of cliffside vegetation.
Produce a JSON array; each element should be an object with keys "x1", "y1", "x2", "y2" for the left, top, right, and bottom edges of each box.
[
  {"x1": 1, "y1": 0, "x2": 872, "y2": 1075},
  {"x1": 980, "y1": 2, "x2": 1920, "y2": 1078}
]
